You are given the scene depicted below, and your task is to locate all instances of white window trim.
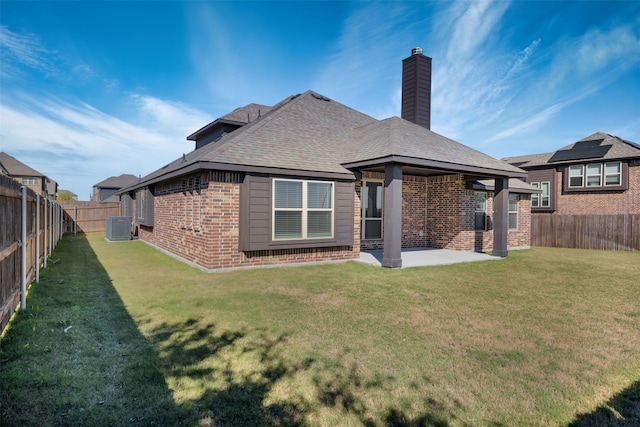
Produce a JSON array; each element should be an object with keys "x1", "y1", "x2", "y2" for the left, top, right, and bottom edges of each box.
[
  {"x1": 569, "y1": 165, "x2": 584, "y2": 188},
  {"x1": 604, "y1": 161, "x2": 622, "y2": 186},
  {"x1": 508, "y1": 194, "x2": 518, "y2": 230},
  {"x1": 586, "y1": 163, "x2": 602, "y2": 187},
  {"x1": 361, "y1": 179, "x2": 384, "y2": 240},
  {"x1": 272, "y1": 178, "x2": 334, "y2": 240},
  {"x1": 530, "y1": 182, "x2": 540, "y2": 207}
]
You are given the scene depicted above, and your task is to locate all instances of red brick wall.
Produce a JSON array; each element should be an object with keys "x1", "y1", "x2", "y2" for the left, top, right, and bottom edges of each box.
[
  {"x1": 478, "y1": 192, "x2": 532, "y2": 250},
  {"x1": 552, "y1": 162, "x2": 640, "y2": 214},
  {"x1": 136, "y1": 172, "x2": 358, "y2": 271}
]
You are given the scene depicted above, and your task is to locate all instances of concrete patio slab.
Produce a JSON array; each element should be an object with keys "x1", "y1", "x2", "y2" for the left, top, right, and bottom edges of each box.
[{"x1": 359, "y1": 247, "x2": 501, "y2": 268}]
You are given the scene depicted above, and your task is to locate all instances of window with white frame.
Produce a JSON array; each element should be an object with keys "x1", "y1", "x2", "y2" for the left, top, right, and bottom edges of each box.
[
  {"x1": 568, "y1": 161, "x2": 622, "y2": 189},
  {"x1": 474, "y1": 191, "x2": 487, "y2": 231},
  {"x1": 22, "y1": 177, "x2": 39, "y2": 185},
  {"x1": 586, "y1": 163, "x2": 602, "y2": 187},
  {"x1": 361, "y1": 181, "x2": 383, "y2": 240},
  {"x1": 273, "y1": 179, "x2": 333, "y2": 240},
  {"x1": 531, "y1": 181, "x2": 550, "y2": 208},
  {"x1": 569, "y1": 165, "x2": 584, "y2": 187},
  {"x1": 604, "y1": 162, "x2": 622, "y2": 186},
  {"x1": 508, "y1": 194, "x2": 518, "y2": 229}
]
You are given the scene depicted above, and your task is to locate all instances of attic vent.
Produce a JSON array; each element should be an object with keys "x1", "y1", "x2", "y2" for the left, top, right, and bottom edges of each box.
[{"x1": 311, "y1": 93, "x2": 330, "y2": 101}]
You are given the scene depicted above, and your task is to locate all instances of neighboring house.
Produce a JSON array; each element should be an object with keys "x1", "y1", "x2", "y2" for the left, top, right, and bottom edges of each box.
[
  {"x1": 504, "y1": 133, "x2": 640, "y2": 215},
  {"x1": 0, "y1": 152, "x2": 58, "y2": 199},
  {"x1": 119, "y1": 48, "x2": 534, "y2": 271},
  {"x1": 58, "y1": 189, "x2": 78, "y2": 200},
  {"x1": 92, "y1": 174, "x2": 139, "y2": 203}
]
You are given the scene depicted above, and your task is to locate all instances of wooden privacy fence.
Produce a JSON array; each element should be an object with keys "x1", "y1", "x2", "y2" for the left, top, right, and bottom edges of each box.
[
  {"x1": 531, "y1": 214, "x2": 640, "y2": 251},
  {"x1": 58, "y1": 201, "x2": 120, "y2": 234},
  {"x1": 0, "y1": 175, "x2": 64, "y2": 333}
]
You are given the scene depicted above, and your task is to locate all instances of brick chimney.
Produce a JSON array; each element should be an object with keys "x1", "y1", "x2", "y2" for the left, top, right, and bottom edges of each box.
[{"x1": 401, "y1": 47, "x2": 432, "y2": 129}]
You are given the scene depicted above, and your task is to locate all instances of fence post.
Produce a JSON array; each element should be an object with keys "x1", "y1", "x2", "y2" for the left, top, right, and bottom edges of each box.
[
  {"x1": 43, "y1": 199, "x2": 48, "y2": 268},
  {"x1": 36, "y1": 194, "x2": 40, "y2": 283},
  {"x1": 74, "y1": 206, "x2": 77, "y2": 235},
  {"x1": 20, "y1": 186, "x2": 27, "y2": 311}
]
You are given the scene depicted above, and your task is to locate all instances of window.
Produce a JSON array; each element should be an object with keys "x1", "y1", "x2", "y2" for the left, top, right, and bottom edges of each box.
[
  {"x1": 604, "y1": 162, "x2": 621, "y2": 186},
  {"x1": 136, "y1": 190, "x2": 146, "y2": 221},
  {"x1": 569, "y1": 165, "x2": 584, "y2": 187},
  {"x1": 540, "y1": 182, "x2": 550, "y2": 207},
  {"x1": 567, "y1": 161, "x2": 623, "y2": 189},
  {"x1": 273, "y1": 179, "x2": 333, "y2": 240},
  {"x1": 586, "y1": 164, "x2": 602, "y2": 187},
  {"x1": 361, "y1": 181, "x2": 383, "y2": 240},
  {"x1": 531, "y1": 181, "x2": 551, "y2": 208},
  {"x1": 530, "y1": 182, "x2": 539, "y2": 207},
  {"x1": 22, "y1": 177, "x2": 39, "y2": 185},
  {"x1": 474, "y1": 192, "x2": 486, "y2": 231},
  {"x1": 508, "y1": 194, "x2": 518, "y2": 229}
]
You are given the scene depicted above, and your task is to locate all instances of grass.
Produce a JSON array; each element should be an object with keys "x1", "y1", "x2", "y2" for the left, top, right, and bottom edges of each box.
[{"x1": 1, "y1": 233, "x2": 639, "y2": 426}]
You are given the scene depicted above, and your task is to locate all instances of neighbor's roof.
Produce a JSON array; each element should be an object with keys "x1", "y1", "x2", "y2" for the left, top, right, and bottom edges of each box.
[
  {"x1": 187, "y1": 103, "x2": 273, "y2": 141},
  {"x1": 122, "y1": 91, "x2": 526, "y2": 192},
  {"x1": 475, "y1": 179, "x2": 541, "y2": 194},
  {"x1": 504, "y1": 132, "x2": 640, "y2": 168},
  {"x1": 0, "y1": 152, "x2": 46, "y2": 177},
  {"x1": 94, "y1": 174, "x2": 139, "y2": 188}
]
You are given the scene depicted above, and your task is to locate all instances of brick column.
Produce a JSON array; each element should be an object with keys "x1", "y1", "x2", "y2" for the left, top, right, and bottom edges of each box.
[
  {"x1": 383, "y1": 163, "x2": 403, "y2": 268},
  {"x1": 493, "y1": 177, "x2": 509, "y2": 257}
]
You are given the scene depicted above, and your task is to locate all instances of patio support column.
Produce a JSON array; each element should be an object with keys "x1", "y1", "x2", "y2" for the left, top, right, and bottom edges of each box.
[
  {"x1": 382, "y1": 163, "x2": 403, "y2": 268},
  {"x1": 493, "y1": 177, "x2": 509, "y2": 258}
]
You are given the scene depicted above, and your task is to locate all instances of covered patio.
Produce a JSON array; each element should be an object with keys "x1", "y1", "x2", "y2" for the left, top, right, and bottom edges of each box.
[{"x1": 359, "y1": 247, "x2": 501, "y2": 268}]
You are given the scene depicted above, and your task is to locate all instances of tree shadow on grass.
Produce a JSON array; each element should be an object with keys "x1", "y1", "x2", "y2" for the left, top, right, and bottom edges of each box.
[
  {"x1": 147, "y1": 319, "x2": 464, "y2": 426},
  {"x1": 569, "y1": 380, "x2": 640, "y2": 427}
]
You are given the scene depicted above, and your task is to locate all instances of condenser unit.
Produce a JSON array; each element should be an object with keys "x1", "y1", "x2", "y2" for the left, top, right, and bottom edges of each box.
[{"x1": 106, "y1": 216, "x2": 132, "y2": 241}]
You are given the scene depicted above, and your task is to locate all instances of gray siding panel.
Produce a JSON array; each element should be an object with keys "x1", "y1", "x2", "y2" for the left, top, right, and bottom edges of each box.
[{"x1": 243, "y1": 176, "x2": 355, "y2": 251}]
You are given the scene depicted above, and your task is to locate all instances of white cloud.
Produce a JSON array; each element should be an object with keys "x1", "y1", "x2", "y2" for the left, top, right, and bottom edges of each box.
[
  {"x1": 0, "y1": 93, "x2": 210, "y2": 199},
  {"x1": 0, "y1": 25, "x2": 56, "y2": 78}
]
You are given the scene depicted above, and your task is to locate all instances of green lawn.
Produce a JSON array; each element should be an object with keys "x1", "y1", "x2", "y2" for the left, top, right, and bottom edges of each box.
[{"x1": 1, "y1": 234, "x2": 639, "y2": 426}]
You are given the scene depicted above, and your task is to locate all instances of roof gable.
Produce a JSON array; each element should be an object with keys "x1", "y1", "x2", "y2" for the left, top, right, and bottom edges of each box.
[
  {"x1": 94, "y1": 174, "x2": 139, "y2": 188},
  {"x1": 0, "y1": 152, "x2": 46, "y2": 177}
]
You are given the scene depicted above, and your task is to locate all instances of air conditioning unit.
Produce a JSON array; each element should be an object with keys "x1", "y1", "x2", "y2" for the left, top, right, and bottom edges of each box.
[{"x1": 106, "y1": 216, "x2": 132, "y2": 241}]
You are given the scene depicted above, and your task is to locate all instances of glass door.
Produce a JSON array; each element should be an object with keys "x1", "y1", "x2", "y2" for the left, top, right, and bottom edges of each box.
[{"x1": 362, "y1": 181, "x2": 383, "y2": 239}]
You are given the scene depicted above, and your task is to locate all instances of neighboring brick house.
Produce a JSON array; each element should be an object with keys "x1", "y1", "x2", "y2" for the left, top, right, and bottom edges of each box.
[
  {"x1": 0, "y1": 152, "x2": 58, "y2": 199},
  {"x1": 119, "y1": 48, "x2": 534, "y2": 271},
  {"x1": 92, "y1": 174, "x2": 139, "y2": 203},
  {"x1": 504, "y1": 133, "x2": 640, "y2": 215}
]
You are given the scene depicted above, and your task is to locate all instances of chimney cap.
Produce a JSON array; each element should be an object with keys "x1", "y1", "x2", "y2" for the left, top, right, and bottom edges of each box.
[{"x1": 411, "y1": 47, "x2": 423, "y2": 55}]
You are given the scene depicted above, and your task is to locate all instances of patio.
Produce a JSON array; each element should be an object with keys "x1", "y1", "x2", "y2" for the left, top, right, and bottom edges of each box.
[{"x1": 359, "y1": 247, "x2": 501, "y2": 268}]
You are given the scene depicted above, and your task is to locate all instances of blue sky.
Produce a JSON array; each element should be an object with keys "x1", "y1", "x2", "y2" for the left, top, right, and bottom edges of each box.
[{"x1": 1, "y1": 0, "x2": 639, "y2": 200}]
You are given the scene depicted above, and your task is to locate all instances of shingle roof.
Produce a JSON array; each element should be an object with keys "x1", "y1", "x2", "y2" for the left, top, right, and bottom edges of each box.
[
  {"x1": 503, "y1": 132, "x2": 640, "y2": 168},
  {"x1": 0, "y1": 152, "x2": 46, "y2": 177},
  {"x1": 124, "y1": 90, "x2": 526, "y2": 191},
  {"x1": 94, "y1": 174, "x2": 139, "y2": 188},
  {"x1": 187, "y1": 103, "x2": 273, "y2": 140},
  {"x1": 344, "y1": 116, "x2": 524, "y2": 174}
]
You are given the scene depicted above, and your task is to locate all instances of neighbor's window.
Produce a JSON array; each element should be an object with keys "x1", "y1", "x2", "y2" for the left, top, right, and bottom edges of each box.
[
  {"x1": 22, "y1": 177, "x2": 39, "y2": 185},
  {"x1": 530, "y1": 182, "x2": 539, "y2": 207},
  {"x1": 568, "y1": 161, "x2": 623, "y2": 189},
  {"x1": 586, "y1": 164, "x2": 602, "y2": 187},
  {"x1": 604, "y1": 162, "x2": 622, "y2": 186},
  {"x1": 569, "y1": 165, "x2": 584, "y2": 187},
  {"x1": 273, "y1": 179, "x2": 333, "y2": 240},
  {"x1": 475, "y1": 191, "x2": 487, "y2": 231},
  {"x1": 540, "y1": 182, "x2": 550, "y2": 207},
  {"x1": 508, "y1": 194, "x2": 518, "y2": 229},
  {"x1": 361, "y1": 180, "x2": 383, "y2": 240}
]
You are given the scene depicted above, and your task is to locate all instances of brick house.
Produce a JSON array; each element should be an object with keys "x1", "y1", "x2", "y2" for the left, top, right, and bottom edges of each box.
[
  {"x1": 119, "y1": 48, "x2": 535, "y2": 271},
  {"x1": 0, "y1": 152, "x2": 58, "y2": 199},
  {"x1": 503, "y1": 133, "x2": 640, "y2": 215}
]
